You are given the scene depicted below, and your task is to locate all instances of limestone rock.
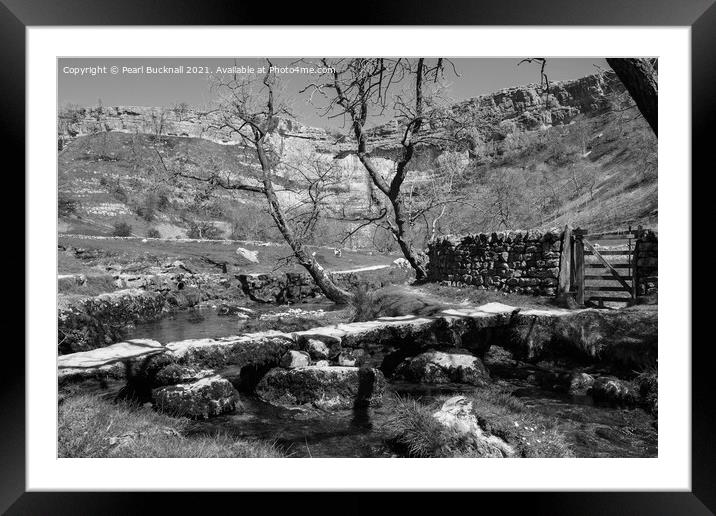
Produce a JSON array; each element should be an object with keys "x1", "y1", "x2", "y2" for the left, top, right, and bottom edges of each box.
[
  {"x1": 591, "y1": 376, "x2": 638, "y2": 405},
  {"x1": 57, "y1": 289, "x2": 165, "y2": 354},
  {"x1": 304, "y1": 338, "x2": 330, "y2": 360},
  {"x1": 504, "y1": 306, "x2": 658, "y2": 370},
  {"x1": 152, "y1": 375, "x2": 239, "y2": 419},
  {"x1": 279, "y1": 350, "x2": 311, "y2": 369},
  {"x1": 256, "y1": 366, "x2": 386, "y2": 410},
  {"x1": 394, "y1": 350, "x2": 489, "y2": 385},
  {"x1": 153, "y1": 363, "x2": 215, "y2": 386},
  {"x1": 235, "y1": 247, "x2": 259, "y2": 264},
  {"x1": 58, "y1": 338, "x2": 165, "y2": 370},
  {"x1": 568, "y1": 372, "x2": 595, "y2": 395},
  {"x1": 432, "y1": 396, "x2": 515, "y2": 458},
  {"x1": 337, "y1": 350, "x2": 360, "y2": 367}
]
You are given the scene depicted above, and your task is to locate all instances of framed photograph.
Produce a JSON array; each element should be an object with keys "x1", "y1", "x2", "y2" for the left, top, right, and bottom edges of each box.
[{"x1": 6, "y1": 0, "x2": 711, "y2": 512}]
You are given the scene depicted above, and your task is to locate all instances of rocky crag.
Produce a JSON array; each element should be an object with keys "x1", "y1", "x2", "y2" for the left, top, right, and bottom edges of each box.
[
  {"x1": 58, "y1": 72, "x2": 621, "y2": 149},
  {"x1": 59, "y1": 70, "x2": 655, "y2": 241}
]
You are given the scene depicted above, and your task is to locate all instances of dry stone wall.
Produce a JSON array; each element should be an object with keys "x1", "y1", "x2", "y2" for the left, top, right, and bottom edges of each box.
[
  {"x1": 237, "y1": 266, "x2": 415, "y2": 304},
  {"x1": 427, "y1": 230, "x2": 563, "y2": 296}
]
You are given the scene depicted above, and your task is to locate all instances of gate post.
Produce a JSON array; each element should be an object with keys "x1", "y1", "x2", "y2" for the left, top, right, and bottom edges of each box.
[
  {"x1": 573, "y1": 228, "x2": 586, "y2": 306},
  {"x1": 557, "y1": 224, "x2": 573, "y2": 297},
  {"x1": 631, "y1": 227, "x2": 639, "y2": 300}
]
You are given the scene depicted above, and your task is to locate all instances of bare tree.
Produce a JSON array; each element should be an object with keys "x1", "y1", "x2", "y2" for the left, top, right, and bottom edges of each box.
[
  {"x1": 164, "y1": 63, "x2": 354, "y2": 304},
  {"x1": 304, "y1": 58, "x2": 465, "y2": 281},
  {"x1": 606, "y1": 58, "x2": 658, "y2": 136}
]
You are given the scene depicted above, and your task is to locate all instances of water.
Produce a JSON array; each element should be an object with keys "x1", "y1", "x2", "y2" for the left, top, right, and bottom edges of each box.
[
  {"x1": 125, "y1": 305, "x2": 657, "y2": 458},
  {"x1": 187, "y1": 380, "x2": 657, "y2": 458},
  {"x1": 503, "y1": 380, "x2": 657, "y2": 458},
  {"x1": 124, "y1": 303, "x2": 345, "y2": 344}
]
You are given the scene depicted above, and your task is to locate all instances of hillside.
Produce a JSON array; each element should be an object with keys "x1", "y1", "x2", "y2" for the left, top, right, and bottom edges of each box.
[{"x1": 57, "y1": 71, "x2": 657, "y2": 245}]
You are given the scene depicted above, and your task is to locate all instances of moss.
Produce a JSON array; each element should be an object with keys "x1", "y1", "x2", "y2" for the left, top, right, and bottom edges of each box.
[
  {"x1": 58, "y1": 393, "x2": 282, "y2": 458},
  {"x1": 58, "y1": 290, "x2": 165, "y2": 354}
]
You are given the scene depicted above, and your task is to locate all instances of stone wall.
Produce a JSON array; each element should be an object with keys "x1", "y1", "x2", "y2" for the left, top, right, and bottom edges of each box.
[
  {"x1": 426, "y1": 230, "x2": 563, "y2": 296},
  {"x1": 237, "y1": 266, "x2": 415, "y2": 304}
]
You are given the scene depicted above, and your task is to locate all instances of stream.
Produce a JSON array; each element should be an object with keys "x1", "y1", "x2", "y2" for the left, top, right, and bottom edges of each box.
[
  {"x1": 123, "y1": 302, "x2": 345, "y2": 343},
  {"x1": 186, "y1": 382, "x2": 656, "y2": 458},
  {"x1": 123, "y1": 306, "x2": 658, "y2": 458}
]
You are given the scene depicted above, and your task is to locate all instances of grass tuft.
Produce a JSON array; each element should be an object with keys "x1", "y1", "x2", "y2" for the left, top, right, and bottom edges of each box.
[
  {"x1": 58, "y1": 394, "x2": 283, "y2": 458},
  {"x1": 381, "y1": 387, "x2": 573, "y2": 458}
]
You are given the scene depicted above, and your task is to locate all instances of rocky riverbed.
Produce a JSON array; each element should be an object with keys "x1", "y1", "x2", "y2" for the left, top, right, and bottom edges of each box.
[{"x1": 58, "y1": 300, "x2": 657, "y2": 457}]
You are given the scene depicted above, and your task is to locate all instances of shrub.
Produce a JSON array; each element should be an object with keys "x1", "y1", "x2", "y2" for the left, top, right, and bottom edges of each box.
[
  {"x1": 146, "y1": 227, "x2": 161, "y2": 239},
  {"x1": 110, "y1": 183, "x2": 128, "y2": 203},
  {"x1": 112, "y1": 221, "x2": 133, "y2": 237},
  {"x1": 58, "y1": 192, "x2": 79, "y2": 216},
  {"x1": 187, "y1": 221, "x2": 223, "y2": 240}
]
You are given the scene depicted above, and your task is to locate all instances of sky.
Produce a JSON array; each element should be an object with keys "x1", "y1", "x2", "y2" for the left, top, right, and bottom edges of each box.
[{"x1": 58, "y1": 57, "x2": 608, "y2": 129}]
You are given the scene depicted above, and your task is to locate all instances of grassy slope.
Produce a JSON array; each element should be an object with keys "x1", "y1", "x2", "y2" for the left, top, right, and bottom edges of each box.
[
  {"x1": 58, "y1": 102, "x2": 657, "y2": 243},
  {"x1": 58, "y1": 132, "x2": 266, "y2": 238},
  {"x1": 454, "y1": 108, "x2": 657, "y2": 233},
  {"x1": 58, "y1": 234, "x2": 396, "y2": 275}
]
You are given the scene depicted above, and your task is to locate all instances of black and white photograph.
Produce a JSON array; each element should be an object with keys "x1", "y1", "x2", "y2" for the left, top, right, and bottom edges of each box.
[{"x1": 56, "y1": 56, "x2": 659, "y2": 459}]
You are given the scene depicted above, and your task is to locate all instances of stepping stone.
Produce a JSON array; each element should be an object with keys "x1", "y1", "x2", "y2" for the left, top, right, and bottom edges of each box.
[{"x1": 58, "y1": 339, "x2": 165, "y2": 369}]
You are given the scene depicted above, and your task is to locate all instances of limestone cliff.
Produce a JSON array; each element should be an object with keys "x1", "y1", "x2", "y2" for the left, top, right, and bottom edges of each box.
[{"x1": 58, "y1": 71, "x2": 655, "y2": 240}]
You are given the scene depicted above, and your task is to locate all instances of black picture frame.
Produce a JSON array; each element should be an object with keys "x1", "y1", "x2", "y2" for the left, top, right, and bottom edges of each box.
[{"x1": 4, "y1": 0, "x2": 711, "y2": 512}]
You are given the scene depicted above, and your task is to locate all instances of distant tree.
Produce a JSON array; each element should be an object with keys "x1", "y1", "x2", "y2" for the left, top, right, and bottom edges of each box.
[
  {"x1": 112, "y1": 221, "x2": 133, "y2": 237},
  {"x1": 146, "y1": 227, "x2": 161, "y2": 239},
  {"x1": 58, "y1": 192, "x2": 80, "y2": 217},
  {"x1": 94, "y1": 98, "x2": 104, "y2": 122},
  {"x1": 172, "y1": 102, "x2": 191, "y2": 121},
  {"x1": 187, "y1": 221, "x2": 223, "y2": 240}
]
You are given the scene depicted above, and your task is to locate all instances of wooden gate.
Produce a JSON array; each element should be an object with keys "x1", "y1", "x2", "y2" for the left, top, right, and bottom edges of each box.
[{"x1": 559, "y1": 226, "x2": 643, "y2": 306}]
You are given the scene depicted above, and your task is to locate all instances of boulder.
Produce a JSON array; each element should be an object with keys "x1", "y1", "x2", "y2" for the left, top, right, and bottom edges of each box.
[
  {"x1": 152, "y1": 375, "x2": 239, "y2": 419},
  {"x1": 279, "y1": 350, "x2": 311, "y2": 369},
  {"x1": 394, "y1": 350, "x2": 489, "y2": 385},
  {"x1": 235, "y1": 247, "x2": 259, "y2": 264},
  {"x1": 568, "y1": 372, "x2": 595, "y2": 395},
  {"x1": 393, "y1": 258, "x2": 411, "y2": 268},
  {"x1": 304, "y1": 338, "x2": 330, "y2": 360},
  {"x1": 505, "y1": 307, "x2": 658, "y2": 369},
  {"x1": 57, "y1": 289, "x2": 165, "y2": 354},
  {"x1": 591, "y1": 376, "x2": 639, "y2": 405},
  {"x1": 153, "y1": 363, "x2": 215, "y2": 386},
  {"x1": 337, "y1": 350, "x2": 360, "y2": 367},
  {"x1": 432, "y1": 396, "x2": 515, "y2": 457},
  {"x1": 256, "y1": 366, "x2": 386, "y2": 410}
]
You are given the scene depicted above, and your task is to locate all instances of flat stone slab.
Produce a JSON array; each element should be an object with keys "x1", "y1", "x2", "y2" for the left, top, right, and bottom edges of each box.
[
  {"x1": 55, "y1": 302, "x2": 552, "y2": 377},
  {"x1": 56, "y1": 302, "x2": 655, "y2": 382},
  {"x1": 58, "y1": 339, "x2": 165, "y2": 369}
]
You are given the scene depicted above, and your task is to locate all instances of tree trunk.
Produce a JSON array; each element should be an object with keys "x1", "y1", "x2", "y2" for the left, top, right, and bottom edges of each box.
[
  {"x1": 390, "y1": 196, "x2": 428, "y2": 281},
  {"x1": 607, "y1": 58, "x2": 658, "y2": 135},
  {"x1": 254, "y1": 139, "x2": 355, "y2": 305}
]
